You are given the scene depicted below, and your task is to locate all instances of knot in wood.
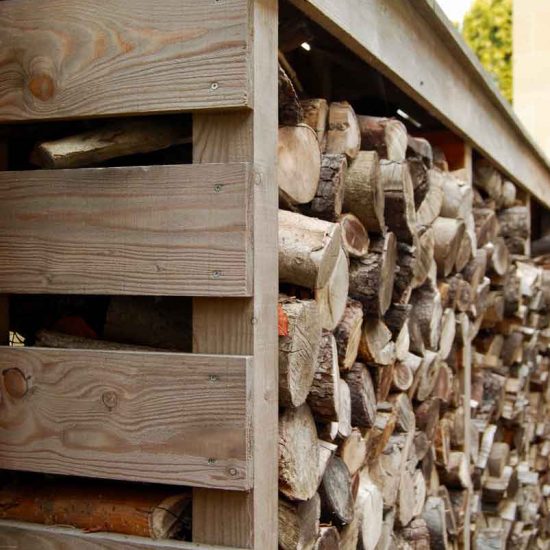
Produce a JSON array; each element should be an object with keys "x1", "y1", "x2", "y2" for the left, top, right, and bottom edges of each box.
[
  {"x1": 28, "y1": 74, "x2": 55, "y2": 101},
  {"x1": 101, "y1": 391, "x2": 118, "y2": 411},
  {"x1": 2, "y1": 368, "x2": 29, "y2": 398}
]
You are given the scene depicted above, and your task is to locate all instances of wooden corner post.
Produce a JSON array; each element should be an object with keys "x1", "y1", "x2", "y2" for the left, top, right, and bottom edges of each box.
[{"x1": 192, "y1": 1, "x2": 279, "y2": 548}]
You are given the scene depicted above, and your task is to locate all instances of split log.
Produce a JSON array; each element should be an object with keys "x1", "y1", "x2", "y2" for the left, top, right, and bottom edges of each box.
[
  {"x1": 462, "y1": 248, "x2": 488, "y2": 292},
  {"x1": 338, "y1": 379, "x2": 353, "y2": 439},
  {"x1": 397, "y1": 518, "x2": 431, "y2": 549},
  {"x1": 326, "y1": 101, "x2": 361, "y2": 160},
  {"x1": 439, "y1": 451, "x2": 471, "y2": 489},
  {"x1": 358, "y1": 116, "x2": 408, "y2": 161},
  {"x1": 379, "y1": 160, "x2": 417, "y2": 244},
  {"x1": 397, "y1": 466, "x2": 416, "y2": 527},
  {"x1": 415, "y1": 350, "x2": 441, "y2": 402},
  {"x1": 415, "y1": 397, "x2": 441, "y2": 444},
  {"x1": 409, "y1": 283, "x2": 443, "y2": 352},
  {"x1": 338, "y1": 213, "x2": 369, "y2": 258},
  {"x1": 438, "y1": 308, "x2": 456, "y2": 360},
  {"x1": 384, "y1": 304, "x2": 411, "y2": 342},
  {"x1": 364, "y1": 411, "x2": 397, "y2": 464},
  {"x1": 0, "y1": 478, "x2": 191, "y2": 539},
  {"x1": 473, "y1": 207, "x2": 498, "y2": 247},
  {"x1": 372, "y1": 363, "x2": 395, "y2": 403},
  {"x1": 392, "y1": 359, "x2": 415, "y2": 392},
  {"x1": 498, "y1": 205, "x2": 530, "y2": 254},
  {"x1": 301, "y1": 99, "x2": 329, "y2": 150},
  {"x1": 338, "y1": 428, "x2": 367, "y2": 477},
  {"x1": 344, "y1": 363, "x2": 377, "y2": 428},
  {"x1": 488, "y1": 237, "x2": 510, "y2": 276},
  {"x1": 279, "y1": 297, "x2": 322, "y2": 408},
  {"x1": 343, "y1": 151, "x2": 385, "y2": 233},
  {"x1": 413, "y1": 470, "x2": 427, "y2": 518},
  {"x1": 314, "y1": 246, "x2": 349, "y2": 330},
  {"x1": 413, "y1": 227, "x2": 436, "y2": 288},
  {"x1": 432, "y1": 217, "x2": 466, "y2": 276},
  {"x1": 416, "y1": 168, "x2": 444, "y2": 228},
  {"x1": 355, "y1": 472, "x2": 384, "y2": 550},
  {"x1": 278, "y1": 494, "x2": 321, "y2": 550},
  {"x1": 408, "y1": 156, "x2": 429, "y2": 208},
  {"x1": 278, "y1": 125, "x2": 321, "y2": 206},
  {"x1": 334, "y1": 298, "x2": 364, "y2": 372},
  {"x1": 501, "y1": 180, "x2": 517, "y2": 207},
  {"x1": 358, "y1": 319, "x2": 395, "y2": 367},
  {"x1": 279, "y1": 404, "x2": 320, "y2": 501},
  {"x1": 349, "y1": 233, "x2": 397, "y2": 317},
  {"x1": 393, "y1": 242, "x2": 416, "y2": 304},
  {"x1": 301, "y1": 154, "x2": 347, "y2": 221},
  {"x1": 440, "y1": 173, "x2": 473, "y2": 219},
  {"x1": 307, "y1": 331, "x2": 340, "y2": 422},
  {"x1": 422, "y1": 496, "x2": 448, "y2": 550},
  {"x1": 455, "y1": 231, "x2": 473, "y2": 272},
  {"x1": 314, "y1": 526, "x2": 340, "y2": 550},
  {"x1": 279, "y1": 65, "x2": 304, "y2": 126},
  {"x1": 31, "y1": 118, "x2": 191, "y2": 169},
  {"x1": 278, "y1": 210, "x2": 342, "y2": 289},
  {"x1": 319, "y1": 456, "x2": 354, "y2": 526},
  {"x1": 389, "y1": 392, "x2": 415, "y2": 433}
]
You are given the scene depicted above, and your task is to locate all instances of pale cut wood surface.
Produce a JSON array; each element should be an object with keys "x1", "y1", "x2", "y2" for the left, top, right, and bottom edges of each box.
[
  {"x1": 0, "y1": 0, "x2": 250, "y2": 121},
  {"x1": 0, "y1": 347, "x2": 251, "y2": 490},
  {"x1": 0, "y1": 520, "x2": 238, "y2": 550},
  {"x1": 0, "y1": 164, "x2": 252, "y2": 296}
]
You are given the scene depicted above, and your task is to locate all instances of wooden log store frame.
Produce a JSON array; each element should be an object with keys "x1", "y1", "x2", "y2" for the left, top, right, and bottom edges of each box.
[{"x1": 2, "y1": 0, "x2": 550, "y2": 549}]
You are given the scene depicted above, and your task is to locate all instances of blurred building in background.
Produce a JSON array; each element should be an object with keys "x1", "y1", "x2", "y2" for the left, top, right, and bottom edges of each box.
[{"x1": 514, "y1": 0, "x2": 550, "y2": 158}]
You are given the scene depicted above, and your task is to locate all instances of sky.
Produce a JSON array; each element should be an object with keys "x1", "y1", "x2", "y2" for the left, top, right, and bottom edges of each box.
[{"x1": 437, "y1": 0, "x2": 474, "y2": 26}]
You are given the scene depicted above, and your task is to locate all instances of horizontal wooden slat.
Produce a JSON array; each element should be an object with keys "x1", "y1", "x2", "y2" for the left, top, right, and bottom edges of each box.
[
  {"x1": 0, "y1": 0, "x2": 250, "y2": 121},
  {"x1": 0, "y1": 347, "x2": 252, "y2": 489},
  {"x1": 0, "y1": 520, "x2": 242, "y2": 550},
  {"x1": 0, "y1": 164, "x2": 252, "y2": 296}
]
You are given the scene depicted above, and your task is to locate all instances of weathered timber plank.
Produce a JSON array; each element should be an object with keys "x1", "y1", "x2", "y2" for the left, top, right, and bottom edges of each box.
[
  {"x1": 0, "y1": 347, "x2": 252, "y2": 489},
  {"x1": 0, "y1": 0, "x2": 250, "y2": 120},
  {"x1": 289, "y1": 0, "x2": 550, "y2": 207},
  {"x1": 0, "y1": 520, "x2": 238, "y2": 550},
  {"x1": 0, "y1": 164, "x2": 252, "y2": 296}
]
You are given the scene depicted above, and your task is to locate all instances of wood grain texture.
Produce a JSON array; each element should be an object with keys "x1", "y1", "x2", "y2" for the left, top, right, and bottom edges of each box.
[
  {"x1": 0, "y1": 0, "x2": 250, "y2": 121},
  {"x1": 0, "y1": 164, "x2": 252, "y2": 296},
  {"x1": 0, "y1": 520, "x2": 239, "y2": 550},
  {"x1": 289, "y1": 0, "x2": 550, "y2": 207},
  {"x1": 0, "y1": 347, "x2": 252, "y2": 490}
]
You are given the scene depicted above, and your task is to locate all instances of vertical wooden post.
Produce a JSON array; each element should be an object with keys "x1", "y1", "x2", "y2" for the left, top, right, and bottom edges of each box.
[
  {"x1": 0, "y1": 142, "x2": 7, "y2": 345},
  {"x1": 192, "y1": 1, "x2": 278, "y2": 548}
]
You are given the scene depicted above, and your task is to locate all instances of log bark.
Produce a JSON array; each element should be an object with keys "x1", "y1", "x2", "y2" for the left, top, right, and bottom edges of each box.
[
  {"x1": 364, "y1": 411, "x2": 397, "y2": 465},
  {"x1": 344, "y1": 362, "x2": 377, "y2": 428},
  {"x1": 0, "y1": 478, "x2": 191, "y2": 539},
  {"x1": 408, "y1": 156, "x2": 429, "y2": 208},
  {"x1": 384, "y1": 303, "x2": 411, "y2": 340},
  {"x1": 31, "y1": 118, "x2": 191, "y2": 169},
  {"x1": 349, "y1": 233, "x2": 397, "y2": 317},
  {"x1": 379, "y1": 160, "x2": 417, "y2": 244},
  {"x1": 432, "y1": 217, "x2": 466, "y2": 277},
  {"x1": 307, "y1": 331, "x2": 340, "y2": 422},
  {"x1": 407, "y1": 136, "x2": 433, "y2": 167},
  {"x1": 301, "y1": 99, "x2": 329, "y2": 151},
  {"x1": 343, "y1": 151, "x2": 385, "y2": 233},
  {"x1": 279, "y1": 210, "x2": 342, "y2": 289},
  {"x1": 338, "y1": 213, "x2": 370, "y2": 258},
  {"x1": 393, "y1": 242, "x2": 416, "y2": 304},
  {"x1": 334, "y1": 298, "x2": 364, "y2": 372},
  {"x1": 498, "y1": 205, "x2": 530, "y2": 254},
  {"x1": 473, "y1": 207, "x2": 498, "y2": 247},
  {"x1": 279, "y1": 404, "x2": 320, "y2": 501},
  {"x1": 319, "y1": 456, "x2": 354, "y2": 526},
  {"x1": 358, "y1": 116, "x2": 408, "y2": 161},
  {"x1": 326, "y1": 101, "x2": 361, "y2": 160},
  {"x1": 279, "y1": 296, "x2": 322, "y2": 408},
  {"x1": 314, "y1": 246, "x2": 349, "y2": 330},
  {"x1": 278, "y1": 124, "x2": 321, "y2": 206},
  {"x1": 278, "y1": 494, "x2": 321, "y2": 550},
  {"x1": 279, "y1": 65, "x2": 304, "y2": 126},
  {"x1": 301, "y1": 154, "x2": 347, "y2": 221}
]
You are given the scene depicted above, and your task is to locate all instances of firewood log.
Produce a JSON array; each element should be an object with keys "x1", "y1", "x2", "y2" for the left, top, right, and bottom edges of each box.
[
  {"x1": 415, "y1": 350, "x2": 441, "y2": 402},
  {"x1": 409, "y1": 282, "x2": 443, "y2": 353},
  {"x1": 338, "y1": 428, "x2": 367, "y2": 476},
  {"x1": 408, "y1": 156, "x2": 429, "y2": 208},
  {"x1": 0, "y1": 478, "x2": 191, "y2": 539},
  {"x1": 334, "y1": 298, "x2": 363, "y2": 372},
  {"x1": 392, "y1": 358, "x2": 415, "y2": 392},
  {"x1": 407, "y1": 135, "x2": 433, "y2": 167},
  {"x1": 372, "y1": 363, "x2": 395, "y2": 403},
  {"x1": 422, "y1": 496, "x2": 449, "y2": 550},
  {"x1": 278, "y1": 494, "x2": 321, "y2": 550},
  {"x1": 34, "y1": 330, "x2": 156, "y2": 351},
  {"x1": 338, "y1": 213, "x2": 369, "y2": 258},
  {"x1": 436, "y1": 486, "x2": 458, "y2": 539},
  {"x1": 487, "y1": 237, "x2": 510, "y2": 276},
  {"x1": 279, "y1": 65, "x2": 304, "y2": 126},
  {"x1": 463, "y1": 248, "x2": 488, "y2": 292},
  {"x1": 319, "y1": 456, "x2": 354, "y2": 526},
  {"x1": 358, "y1": 116, "x2": 408, "y2": 161},
  {"x1": 317, "y1": 440, "x2": 337, "y2": 487},
  {"x1": 338, "y1": 379, "x2": 353, "y2": 439},
  {"x1": 413, "y1": 227, "x2": 436, "y2": 288},
  {"x1": 31, "y1": 118, "x2": 191, "y2": 169},
  {"x1": 301, "y1": 99, "x2": 329, "y2": 151},
  {"x1": 359, "y1": 319, "x2": 395, "y2": 367},
  {"x1": 389, "y1": 392, "x2": 415, "y2": 433},
  {"x1": 307, "y1": 331, "x2": 340, "y2": 422},
  {"x1": 384, "y1": 303, "x2": 411, "y2": 341},
  {"x1": 415, "y1": 397, "x2": 441, "y2": 444},
  {"x1": 397, "y1": 517, "x2": 431, "y2": 549},
  {"x1": 393, "y1": 242, "x2": 416, "y2": 304},
  {"x1": 416, "y1": 168, "x2": 444, "y2": 228},
  {"x1": 397, "y1": 465, "x2": 416, "y2": 527},
  {"x1": 326, "y1": 101, "x2": 361, "y2": 160},
  {"x1": 474, "y1": 158, "x2": 503, "y2": 200},
  {"x1": 439, "y1": 308, "x2": 456, "y2": 360},
  {"x1": 279, "y1": 296, "x2": 322, "y2": 408},
  {"x1": 278, "y1": 125, "x2": 322, "y2": 206},
  {"x1": 498, "y1": 205, "x2": 530, "y2": 254},
  {"x1": 379, "y1": 160, "x2": 417, "y2": 244},
  {"x1": 501, "y1": 180, "x2": 517, "y2": 207},
  {"x1": 301, "y1": 154, "x2": 347, "y2": 221},
  {"x1": 315, "y1": 246, "x2": 349, "y2": 330},
  {"x1": 314, "y1": 526, "x2": 340, "y2": 550},
  {"x1": 455, "y1": 230, "x2": 474, "y2": 272},
  {"x1": 473, "y1": 207, "x2": 498, "y2": 247},
  {"x1": 364, "y1": 411, "x2": 397, "y2": 464},
  {"x1": 349, "y1": 233, "x2": 397, "y2": 317},
  {"x1": 278, "y1": 210, "x2": 342, "y2": 289},
  {"x1": 439, "y1": 451, "x2": 471, "y2": 489},
  {"x1": 440, "y1": 173, "x2": 473, "y2": 220},
  {"x1": 355, "y1": 472, "x2": 384, "y2": 550},
  {"x1": 413, "y1": 469, "x2": 427, "y2": 519},
  {"x1": 343, "y1": 151, "x2": 385, "y2": 233},
  {"x1": 432, "y1": 217, "x2": 466, "y2": 276},
  {"x1": 488, "y1": 442, "x2": 510, "y2": 478},
  {"x1": 344, "y1": 362, "x2": 377, "y2": 428},
  {"x1": 279, "y1": 404, "x2": 320, "y2": 501}
]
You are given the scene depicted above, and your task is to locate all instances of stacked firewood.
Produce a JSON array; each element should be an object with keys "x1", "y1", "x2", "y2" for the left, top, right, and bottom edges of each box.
[{"x1": 277, "y1": 67, "x2": 550, "y2": 549}]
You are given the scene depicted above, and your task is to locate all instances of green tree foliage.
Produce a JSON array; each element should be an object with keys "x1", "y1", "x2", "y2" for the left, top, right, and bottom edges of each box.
[{"x1": 463, "y1": 0, "x2": 513, "y2": 103}]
